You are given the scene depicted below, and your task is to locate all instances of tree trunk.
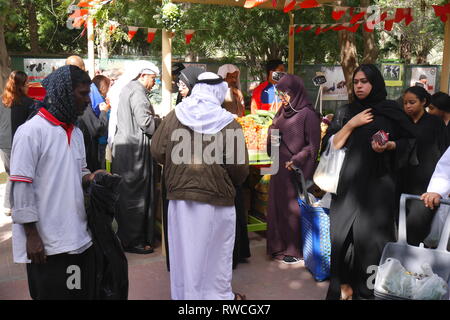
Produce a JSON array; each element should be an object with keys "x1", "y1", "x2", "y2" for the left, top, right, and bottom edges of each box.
[
  {"x1": 28, "y1": 0, "x2": 40, "y2": 54},
  {"x1": 400, "y1": 34, "x2": 412, "y2": 64},
  {"x1": 337, "y1": 0, "x2": 358, "y2": 101},
  {"x1": 0, "y1": 13, "x2": 10, "y2": 95},
  {"x1": 361, "y1": 0, "x2": 378, "y2": 64},
  {"x1": 98, "y1": 29, "x2": 109, "y2": 61},
  {"x1": 416, "y1": 49, "x2": 428, "y2": 65},
  {"x1": 339, "y1": 30, "x2": 358, "y2": 100}
]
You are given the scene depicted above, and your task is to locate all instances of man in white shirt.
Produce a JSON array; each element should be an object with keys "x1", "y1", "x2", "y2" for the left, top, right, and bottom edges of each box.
[
  {"x1": 10, "y1": 65, "x2": 105, "y2": 299},
  {"x1": 421, "y1": 146, "x2": 450, "y2": 209}
]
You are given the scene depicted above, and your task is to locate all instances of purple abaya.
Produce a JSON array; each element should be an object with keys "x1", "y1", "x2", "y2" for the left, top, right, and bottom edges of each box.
[{"x1": 266, "y1": 75, "x2": 321, "y2": 259}]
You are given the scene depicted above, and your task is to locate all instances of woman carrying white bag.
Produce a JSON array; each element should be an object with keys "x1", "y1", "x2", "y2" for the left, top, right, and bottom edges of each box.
[
  {"x1": 313, "y1": 135, "x2": 346, "y2": 194},
  {"x1": 322, "y1": 64, "x2": 418, "y2": 300}
]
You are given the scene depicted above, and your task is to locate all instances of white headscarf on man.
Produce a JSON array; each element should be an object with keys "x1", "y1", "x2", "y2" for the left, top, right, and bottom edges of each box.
[
  {"x1": 107, "y1": 61, "x2": 160, "y2": 147},
  {"x1": 175, "y1": 72, "x2": 236, "y2": 135},
  {"x1": 217, "y1": 64, "x2": 241, "y2": 90}
]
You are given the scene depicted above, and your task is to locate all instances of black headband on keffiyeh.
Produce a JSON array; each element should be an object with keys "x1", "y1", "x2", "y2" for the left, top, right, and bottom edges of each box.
[
  {"x1": 41, "y1": 65, "x2": 78, "y2": 124},
  {"x1": 196, "y1": 76, "x2": 224, "y2": 85}
]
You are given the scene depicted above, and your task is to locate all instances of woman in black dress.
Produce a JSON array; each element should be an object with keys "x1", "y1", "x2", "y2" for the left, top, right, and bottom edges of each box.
[
  {"x1": 400, "y1": 86, "x2": 448, "y2": 246},
  {"x1": 324, "y1": 64, "x2": 417, "y2": 300}
]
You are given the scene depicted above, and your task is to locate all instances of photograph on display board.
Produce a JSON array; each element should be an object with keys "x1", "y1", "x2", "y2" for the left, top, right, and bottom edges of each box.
[
  {"x1": 381, "y1": 63, "x2": 403, "y2": 86},
  {"x1": 410, "y1": 66, "x2": 438, "y2": 94},
  {"x1": 24, "y1": 58, "x2": 66, "y2": 83},
  {"x1": 320, "y1": 66, "x2": 348, "y2": 101}
]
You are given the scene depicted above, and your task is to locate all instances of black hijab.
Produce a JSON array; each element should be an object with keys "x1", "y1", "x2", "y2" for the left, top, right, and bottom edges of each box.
[
  {"x1": 175, "y1": 67, "x2": 204, "y2": 105},
  {"x1": 275, "y1": 74, "x2": 313, "y2": 118},
  {"x1": 351, "y1": 64, "x2": 416, "y2": 138}
]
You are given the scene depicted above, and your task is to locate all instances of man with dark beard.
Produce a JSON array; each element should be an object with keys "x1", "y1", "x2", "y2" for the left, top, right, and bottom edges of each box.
[{"x1": 9, "y1": 65, "x2": 102, "y2": 299}]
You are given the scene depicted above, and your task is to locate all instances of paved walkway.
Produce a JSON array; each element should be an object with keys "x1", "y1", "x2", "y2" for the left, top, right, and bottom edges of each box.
[{"x1": 0, "y1": 168, "x2": 329, "y2": 300}]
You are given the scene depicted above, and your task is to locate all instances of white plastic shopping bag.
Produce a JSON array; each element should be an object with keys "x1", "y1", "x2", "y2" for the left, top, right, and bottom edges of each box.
[{"x1": 313, "y1": 135, "x2": 346, "y2": 194}]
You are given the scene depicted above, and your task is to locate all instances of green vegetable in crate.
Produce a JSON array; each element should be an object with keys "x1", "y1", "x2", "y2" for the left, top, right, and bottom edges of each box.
[{"x1": 256, "y1": 110, "x2": 276, "y2": 119}]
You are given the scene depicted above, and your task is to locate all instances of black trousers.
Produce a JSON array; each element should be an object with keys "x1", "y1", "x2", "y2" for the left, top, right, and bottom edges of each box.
[{"x1": 26, "y1": 246, "x2": 96, "y2": 300}]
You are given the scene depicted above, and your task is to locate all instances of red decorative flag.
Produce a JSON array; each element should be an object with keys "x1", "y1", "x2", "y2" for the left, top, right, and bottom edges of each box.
[
  {"x1": 244, "y1": 0, "x2": 268, "y2": 8},
  {"x1": 432, "y1": 4, "x2": 450, "y2": 23},
  {"x1": 289, "y1": 25, "x2": 295, "y2": 36},
  {"x1": 346, "y1": 23, "x2": 361, "y2": 33},
  {"x1": 147, "y1": 28, "x2": 157, "y2": 43},
  {"x1": 298, "y1": 0, "x2": 319, "y2": 9},
  {"x1": 185, "y1": 29, "x2": 195, "y2": 44},
  {"x1": 272, "y1": 0, "x2": 277, "y2": 8},
  {"x1": 127, "y1": 26, "x2": 138, "y2": 41},
  {"x1": 322, "y1": 24, "x2": 337, "y2": 33},
  {"x1": 349, "y1": 11, "x2": 366, "y2": 24},
  {"x1": 77, "y1": 1, "x2": 93, "y2": 8},
  {"x1": 394, "y1": 8, "x2": 413, "y2": 26},
  {"x1": 384, "y1": 19, "x2": 395, "y2": 31},
  {"x1": 302, "y1": 25, "x2": 313, "y2": 31},
  {"x1": 295, "y1": 25, "x2": 303, "y2": 33},
  {"x1": 332, "y1": 6, "x2": 347, "y2": 21},
  {"x1": 314, "y1": 26, "x2": 323, "y2": 35},
  {"x1": 108, "y1": 20, "x2": 119, "y2": 33},
  {"x1": 332, "y1": 24, "x2": 348, "y2": 31},
  {"x1": 364, "y1": 22, "x2": 375, "y2": 33},
  {"x1": 284, "y1": 0, "x2": 296, "y2": 13}
]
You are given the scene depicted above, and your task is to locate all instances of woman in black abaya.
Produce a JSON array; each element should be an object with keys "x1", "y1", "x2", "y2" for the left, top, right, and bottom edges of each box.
[
  {"x1": 324, "y1": 64, "x2": 417, "y2": 300},
  {"x1": 400, "y1": 86, "x2": 448, "y2": 246}
]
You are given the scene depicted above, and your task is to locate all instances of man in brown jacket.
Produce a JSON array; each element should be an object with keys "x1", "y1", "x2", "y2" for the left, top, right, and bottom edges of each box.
[{"x1": 151, "y1": 72, "x2": 248, "y2": 300}]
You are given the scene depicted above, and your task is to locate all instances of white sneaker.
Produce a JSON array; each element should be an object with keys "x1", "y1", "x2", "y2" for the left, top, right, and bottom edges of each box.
[{"x1": 282, "y1": 256, "x2": 303, "y2": 264}]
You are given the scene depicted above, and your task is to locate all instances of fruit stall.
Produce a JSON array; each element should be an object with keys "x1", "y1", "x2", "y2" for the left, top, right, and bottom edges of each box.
[{"x1": 237, "y1": 110, "x2": 275, "y2": 232}]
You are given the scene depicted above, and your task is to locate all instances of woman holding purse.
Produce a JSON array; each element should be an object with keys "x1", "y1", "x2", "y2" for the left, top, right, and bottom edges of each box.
[
  {"x1": 266, "y1": 74, "x2": 321, "y2": 264},
  {"x1": 323, "y1": 64, "x2": 417, "y2": 300}
]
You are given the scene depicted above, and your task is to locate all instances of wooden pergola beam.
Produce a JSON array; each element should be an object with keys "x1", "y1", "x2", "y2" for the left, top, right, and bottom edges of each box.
[{"x1": 440, "y1": 15, "x2": 450, "y2": 94}]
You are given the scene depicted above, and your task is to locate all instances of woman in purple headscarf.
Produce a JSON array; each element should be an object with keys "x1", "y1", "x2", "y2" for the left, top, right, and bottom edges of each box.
[{"x1": 266, "y1": 74, "x2": 321, "y2": 264}]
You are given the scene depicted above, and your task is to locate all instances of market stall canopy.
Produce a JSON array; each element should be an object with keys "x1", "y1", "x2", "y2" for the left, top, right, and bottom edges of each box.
[{"x1": 171, "y1": 0, "x2": 335, "y2": 10}]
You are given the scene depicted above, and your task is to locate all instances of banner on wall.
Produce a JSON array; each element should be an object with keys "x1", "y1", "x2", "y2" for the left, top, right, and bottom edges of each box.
[
  {"x1": 410, "y1": 66, "x2": 437, "y2": 94},
  {"x1": 320, "y1": 66, "x2": 348, "y2": 101},
  {"x1": 381, "y1": 63, "x2": 403, "y2": 86}
]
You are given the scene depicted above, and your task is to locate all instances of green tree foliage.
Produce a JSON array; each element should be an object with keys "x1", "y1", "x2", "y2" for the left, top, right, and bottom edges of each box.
[{"x1": 375, "y1": 0, "x2": 446, "y2": 64}]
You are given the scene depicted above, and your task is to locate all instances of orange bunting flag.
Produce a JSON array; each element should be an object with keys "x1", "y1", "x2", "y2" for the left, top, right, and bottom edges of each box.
[
  {"x1": 108, "y1": 21, "x2": 119, "y2": 33},
  {"x1": 127, "y1": 26, "x2": 138, "y2": 41},
  {"x1": 77, "y1": 1, "x2": 93, "y2": 8},
  {"x1": 147, "y1": 28, "x2": 157, "y2": 44},
  {"x1": 185, "y1": 30, "x2": 195, "y2": 44},
  {"x1": 244, "y1": 0, "x2": 268, "y2": 9}
]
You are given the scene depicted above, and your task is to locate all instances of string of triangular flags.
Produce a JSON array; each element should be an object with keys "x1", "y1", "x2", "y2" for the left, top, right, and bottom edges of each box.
[
  {"x1": 245, "y1": 0, "x2": 450, "y2": 25},
  {"x1": 289, "y1": 8, "x2": 415, "y2": 35},
  {"x1": 123, "y1": 24, "x2": 197, "y2": 44}
]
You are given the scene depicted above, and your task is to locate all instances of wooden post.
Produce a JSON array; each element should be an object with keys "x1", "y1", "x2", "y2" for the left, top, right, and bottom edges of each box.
[
  {"x1": 440, "y1": 15, "x2": 450, "y2": 94},
  {"x1": 87, "y1": 15, "x2": 95, "y2": 78},
  {"x1": 288, "y1": 12, "x2": 295, "y2": 74},
  {"x1": 162, "y1": 29, "x2": 173, "y2": 115}
]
